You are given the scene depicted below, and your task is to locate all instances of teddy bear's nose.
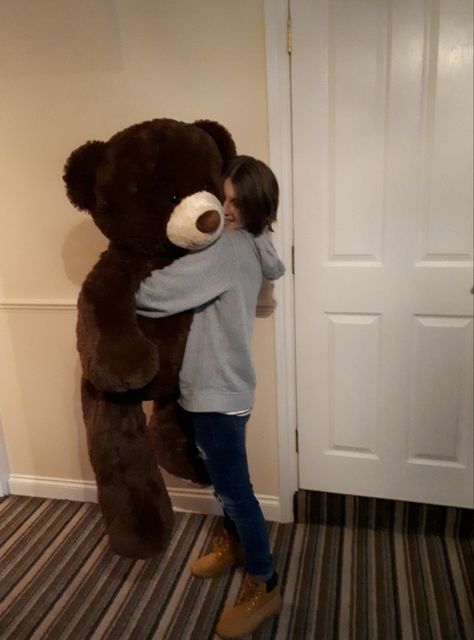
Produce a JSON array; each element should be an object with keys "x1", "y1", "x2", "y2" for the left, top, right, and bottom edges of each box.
[{"x1": 196, "y1": 209, "x2": 221, "y2": 233}]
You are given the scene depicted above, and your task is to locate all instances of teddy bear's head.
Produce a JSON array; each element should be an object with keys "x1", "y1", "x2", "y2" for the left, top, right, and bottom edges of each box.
[{"x1": 63, "y1": 118, "x2": 236, "y2": 255}]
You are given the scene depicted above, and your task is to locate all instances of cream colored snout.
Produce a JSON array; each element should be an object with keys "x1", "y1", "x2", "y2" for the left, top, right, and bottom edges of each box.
[{"x1": 166, "y1": 191, "x2": 224, "y2": 250}]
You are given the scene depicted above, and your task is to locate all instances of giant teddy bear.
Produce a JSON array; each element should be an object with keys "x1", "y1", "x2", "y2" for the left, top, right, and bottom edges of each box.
[{"x1": 63, "y1": 118, "x2": 236, "y2": 558}]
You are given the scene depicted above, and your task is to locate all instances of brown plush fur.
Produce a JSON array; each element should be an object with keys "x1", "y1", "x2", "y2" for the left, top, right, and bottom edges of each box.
[{"x1": 64, "y1": 119, "x2": 236, "y2": 558}]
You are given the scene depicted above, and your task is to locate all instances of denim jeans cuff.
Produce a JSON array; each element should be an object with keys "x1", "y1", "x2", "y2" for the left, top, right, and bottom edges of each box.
[{"x1": 249, "y1": 569, "x2": 274, "y2": 583}]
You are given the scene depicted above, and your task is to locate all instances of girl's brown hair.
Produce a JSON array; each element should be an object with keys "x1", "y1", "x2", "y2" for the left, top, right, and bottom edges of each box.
[{"x1": 223, "y1": 155, "x2": 279, "y2": 235}]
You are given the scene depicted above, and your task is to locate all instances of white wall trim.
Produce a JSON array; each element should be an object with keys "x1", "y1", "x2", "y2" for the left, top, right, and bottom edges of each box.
[
  {"x1": 264, "y1": 0, "x2": 299, "y2": 522},
  {"x1": 9, "y1": 475, "x2": 98, "y2": 502},
  {"x1": 8, "y1": 475, "x2": 282, "y2": 522},
  {"x1": 0, "y1": 299, "x2": 77, "y2": 311},
  {"x1": 170, "y1": 487, "x2": 281, "y2": 522}
]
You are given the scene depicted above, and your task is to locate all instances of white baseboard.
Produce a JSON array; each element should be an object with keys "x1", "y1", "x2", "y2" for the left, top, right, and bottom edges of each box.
[
  {"x1": 9, "y1": 475, "x2": 98, "y2": 502},
  {"x1": 170, "y1": 486, "x2": 281, "y2": 521},
  {"x1": 7, "y1": 475, "x2": 282, "y2": 522}
]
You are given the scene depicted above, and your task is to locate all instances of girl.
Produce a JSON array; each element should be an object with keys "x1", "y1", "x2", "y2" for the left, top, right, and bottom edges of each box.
[{"x1": 135, "y1": 156, "x2": 285, "y2": 639}]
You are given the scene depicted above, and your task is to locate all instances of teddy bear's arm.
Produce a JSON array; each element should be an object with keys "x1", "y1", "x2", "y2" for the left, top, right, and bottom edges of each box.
[{"x1": 77, "y1": 250, "x2": 159, "y2": 393}]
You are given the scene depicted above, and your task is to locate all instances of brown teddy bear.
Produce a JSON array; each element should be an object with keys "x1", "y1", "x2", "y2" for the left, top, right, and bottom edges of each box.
[{"x1": 63, "y1": 118, "x2": 236, "y2": 558}]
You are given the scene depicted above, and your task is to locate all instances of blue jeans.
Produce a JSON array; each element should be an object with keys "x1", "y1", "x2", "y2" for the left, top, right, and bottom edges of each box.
[{"x1": 186, "y1": 410, "x2": 274, "y2": 581}]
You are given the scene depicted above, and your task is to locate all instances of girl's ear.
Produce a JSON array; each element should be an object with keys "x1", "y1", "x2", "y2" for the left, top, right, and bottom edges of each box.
[
  {"x1": 193, "y1": 120, "x2": 236, "y2": 167},
  {"x1": 63, "y1": 140, "x2": 106, "y2": 212}
]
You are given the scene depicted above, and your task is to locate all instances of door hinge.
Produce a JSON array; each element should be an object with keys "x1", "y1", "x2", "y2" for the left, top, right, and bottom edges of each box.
[
  {"x1": 295, "y1": 429, "x2": 299, "y2": 453},
  {"x1": 291, "y1": 245, "x2": 295, "y2": 274},
  {"x1": 287, "y1": 15, "x2": 292, "y2": 55}
]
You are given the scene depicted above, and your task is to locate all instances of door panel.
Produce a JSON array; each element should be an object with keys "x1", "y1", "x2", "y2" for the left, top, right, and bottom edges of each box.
[{"x1": 291, "y1": 0, "x2": 473, "y2": 506}]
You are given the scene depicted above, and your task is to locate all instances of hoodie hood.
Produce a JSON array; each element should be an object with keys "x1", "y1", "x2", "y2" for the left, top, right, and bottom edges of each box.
[{"x1": 251, "y1": 232, "x2": 286, "y2": 281}]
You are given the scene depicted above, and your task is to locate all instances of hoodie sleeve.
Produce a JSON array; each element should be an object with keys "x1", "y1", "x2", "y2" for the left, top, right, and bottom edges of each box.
[
  {"x1": 254, "y1": 233, "x2": 286, "y2": 281},
  {"x1": 135, "y1": 234, "x2": 233, "y2": 318}
]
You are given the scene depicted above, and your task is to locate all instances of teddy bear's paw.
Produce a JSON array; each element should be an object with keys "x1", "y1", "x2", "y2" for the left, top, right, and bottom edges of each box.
[{"x1": 88, "y1": 335, "x2": 159, "y2": 392}]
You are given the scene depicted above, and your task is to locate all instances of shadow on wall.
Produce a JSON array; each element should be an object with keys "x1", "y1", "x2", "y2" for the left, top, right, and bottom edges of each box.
[{"x1": 62, "y1": 218, "x2": 108, "y2": 288}]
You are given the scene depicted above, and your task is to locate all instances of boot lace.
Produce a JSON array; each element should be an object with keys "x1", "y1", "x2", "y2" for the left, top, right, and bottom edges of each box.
[
  {"x1": 212, "y1": 534, "x2": 231, "y2": 557},
  {"x1": 236, "y1": 576, "x2": 263, "y2": 612}
]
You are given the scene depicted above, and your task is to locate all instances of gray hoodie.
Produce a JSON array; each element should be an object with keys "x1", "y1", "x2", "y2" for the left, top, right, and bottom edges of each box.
[{"x1": 135, "y1": 229, "x2": 285, "y2": 412}]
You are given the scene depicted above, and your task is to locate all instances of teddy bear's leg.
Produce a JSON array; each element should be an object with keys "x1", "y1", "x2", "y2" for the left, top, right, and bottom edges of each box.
[
  {"x1": 81, "y1": 378, "x2": 174, "y2": 558},
  {"x1": 150, "y1": 401, "x2": 211, "y2": 485}
]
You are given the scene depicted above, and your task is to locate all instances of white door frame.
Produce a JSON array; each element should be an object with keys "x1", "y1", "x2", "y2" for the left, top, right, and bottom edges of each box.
[{"x1": 264, "y1": 0, "x2": 298, "y2": 522}]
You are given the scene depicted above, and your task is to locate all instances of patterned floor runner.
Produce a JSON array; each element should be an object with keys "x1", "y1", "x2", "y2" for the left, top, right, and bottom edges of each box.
[{"x1": 0, "y1": 495, "x2": 472, "y2": 639}]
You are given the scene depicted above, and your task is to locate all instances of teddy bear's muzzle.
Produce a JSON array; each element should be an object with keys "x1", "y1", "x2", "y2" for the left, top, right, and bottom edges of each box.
[
  {"x1": 196, "y1": 209, "x2": 221, "y2": 233},
  {"x1": 166, "y1": 191, "x2": 224, "y2": 249}
]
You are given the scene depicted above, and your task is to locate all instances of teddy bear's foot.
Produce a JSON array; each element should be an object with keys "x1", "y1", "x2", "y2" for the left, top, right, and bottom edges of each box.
[
  {"x1": 156, "y1": 448, "x2": 211, "y2": 485},
  {"x1": 150, "y1": 402, "x2": 212, "y2": 485},
  {"x1": 99, "y1": 478, "x2": 175, "y2": 559},
  {"x1": 107, "y1": 512, "x2": 174, "y2": 559}
]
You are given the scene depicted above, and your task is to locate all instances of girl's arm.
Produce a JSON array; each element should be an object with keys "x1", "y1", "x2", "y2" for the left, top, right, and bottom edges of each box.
[{"x1": 136, "y1": 233, "x2": 233, "y2": 317}]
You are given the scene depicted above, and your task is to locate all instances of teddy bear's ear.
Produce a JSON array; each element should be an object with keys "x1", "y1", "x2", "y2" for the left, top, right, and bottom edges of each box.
[
  {"x1": 193, "y1": 120, "x2": 236, "y2": 166},
  {"x1": 63, "y1": 140, "x2": 106, "y2": 211}
]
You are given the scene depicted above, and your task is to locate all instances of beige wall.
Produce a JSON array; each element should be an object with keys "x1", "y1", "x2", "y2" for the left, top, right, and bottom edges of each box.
[{"x1": 0, "y1": 1, "x2": 280, "y2": 496}]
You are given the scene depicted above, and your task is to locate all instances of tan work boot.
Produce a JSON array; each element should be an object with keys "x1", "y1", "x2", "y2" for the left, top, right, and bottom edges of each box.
[
  {"x1": 216, "y1": 573, "x2": 281, "y2": 638},
  {"x1": 191, "y1": 530, "x2": 244, "y2": 578}
]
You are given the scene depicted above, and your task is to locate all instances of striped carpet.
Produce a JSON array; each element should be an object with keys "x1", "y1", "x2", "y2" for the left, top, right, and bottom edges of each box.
[
  {"x1": 0, "y1": 496, "x2": 472, "y2": 640},
  {"x1": 294, "y1": 490, "x2": 474, "y2": 537}
]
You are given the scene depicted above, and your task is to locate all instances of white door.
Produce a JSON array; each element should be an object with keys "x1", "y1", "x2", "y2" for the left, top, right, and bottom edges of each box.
[{"x1": 291, "y1": 0, "x2": 473, "y2": 507}]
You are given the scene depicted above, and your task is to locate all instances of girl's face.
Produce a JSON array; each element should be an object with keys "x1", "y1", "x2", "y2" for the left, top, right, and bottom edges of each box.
[{"x1": 222, "y1": 178, "x2": 243, "y2": 230}]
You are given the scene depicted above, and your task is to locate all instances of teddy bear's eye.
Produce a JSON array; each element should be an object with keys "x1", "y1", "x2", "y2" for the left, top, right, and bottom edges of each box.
[{"x1": 169, "y1": 194, "x2": 179, "y2": 204}]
